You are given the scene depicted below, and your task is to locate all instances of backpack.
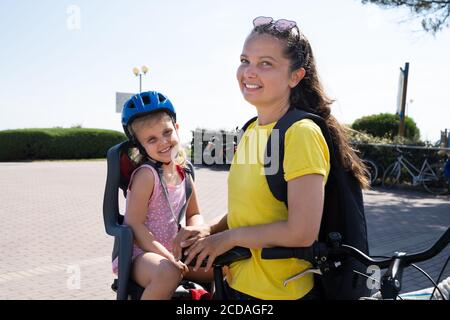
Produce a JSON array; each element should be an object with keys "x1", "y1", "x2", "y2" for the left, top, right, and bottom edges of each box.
[{"x1": 241, "y1": 108, "x2": 370, "y2": 300}]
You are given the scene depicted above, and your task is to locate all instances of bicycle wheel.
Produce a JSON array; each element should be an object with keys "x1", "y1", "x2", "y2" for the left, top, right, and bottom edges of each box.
[
  {"x1": 422, "y1": 163, "x2": 449, "y2": 195},
  {"x1": 363, "y1": 159, "x2": 378, "y2": 186},
  {"x1": 382, "y1": 162, "x2": 401, "y2": 189}
]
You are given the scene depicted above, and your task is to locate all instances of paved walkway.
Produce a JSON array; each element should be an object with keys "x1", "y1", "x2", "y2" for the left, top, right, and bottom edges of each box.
[{"x1": 0, "y1": 161, "x2": 448, "y2": 299}]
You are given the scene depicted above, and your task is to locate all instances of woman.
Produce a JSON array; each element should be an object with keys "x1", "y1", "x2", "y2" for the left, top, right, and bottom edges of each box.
[{"x1": 175, "y1": 16, "x2": 369, "y2": 300}]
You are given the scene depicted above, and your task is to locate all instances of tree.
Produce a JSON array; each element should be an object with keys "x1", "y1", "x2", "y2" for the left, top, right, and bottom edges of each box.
[
  {"x1": 361, "y1": 0, "x2": 450, "y2": 34},
  {"x1": 351, "y1": 113, "x2": 421, "y2": 141}
]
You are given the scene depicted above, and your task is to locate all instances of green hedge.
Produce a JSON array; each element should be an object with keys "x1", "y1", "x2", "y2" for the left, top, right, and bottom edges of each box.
[
  {"x1": 0, "y1": 128, "x2": 126, "y2": 161},
  {"x1": 351, "y1": 113, "x2": 420, "y2": 141}
]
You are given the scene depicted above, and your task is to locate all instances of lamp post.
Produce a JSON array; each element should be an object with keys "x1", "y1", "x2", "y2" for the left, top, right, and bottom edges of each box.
[
  {"x1": 132, "y1": 66, "x2": 149, "y2": 93},
  {"x1": 398, "y1": 62, "x2": 409, "y2": 137}
]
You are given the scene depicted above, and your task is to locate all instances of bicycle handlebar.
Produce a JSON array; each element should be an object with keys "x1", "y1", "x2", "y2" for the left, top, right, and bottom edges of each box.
[
  {"x1": 261, "y1": 228, "x2": 450, "y2": 269},
  {"x1": 403, "y1": 227, "x2": 450, "y2": 264},
  {"x1": 261, "y1": 247, "x2": 316, "y2": 261}
]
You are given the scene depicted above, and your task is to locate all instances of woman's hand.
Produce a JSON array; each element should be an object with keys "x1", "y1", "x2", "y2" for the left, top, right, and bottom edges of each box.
[
  {"x1": 183, "y1": 230, "x2": 235, "y2": 273},
  {"x1": 172, "y1": 225, "x2": 211, "y2": 260}
]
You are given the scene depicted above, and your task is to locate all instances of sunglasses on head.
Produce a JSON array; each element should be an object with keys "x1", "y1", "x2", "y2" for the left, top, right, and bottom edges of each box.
[{"x1": 253, "y1": 16, "x2": 297, "y2": 32}]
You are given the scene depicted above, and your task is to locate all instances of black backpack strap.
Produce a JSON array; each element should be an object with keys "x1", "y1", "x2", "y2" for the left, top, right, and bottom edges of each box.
[
  {"x1": 264, "y1": 108, "x2": 337, "y2": 207},
  {"x1": 237, "y1": 116, "x2": 258, "y2": 145},
  {"x1": 241, "y1": 116, "x2": 258, "y2": 133}
]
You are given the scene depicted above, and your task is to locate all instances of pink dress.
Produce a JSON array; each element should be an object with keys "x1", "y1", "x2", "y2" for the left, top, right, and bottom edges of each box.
[{"x1": 112, "y1": 164, "x2": 186, "y2": 274}]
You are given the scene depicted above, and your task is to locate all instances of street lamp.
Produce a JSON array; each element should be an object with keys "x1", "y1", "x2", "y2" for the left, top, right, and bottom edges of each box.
[
  {"x1": 133, "y1": 66, "x2": 149, "y2": 93},
  {"x1": 398, "y1": 62, "x2": 409, "y2": 137}
]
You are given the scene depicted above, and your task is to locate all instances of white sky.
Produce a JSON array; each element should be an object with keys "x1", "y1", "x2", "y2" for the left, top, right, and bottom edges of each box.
[{"x1": 0, "y1": 0, "x2": 449, "y2": 144}]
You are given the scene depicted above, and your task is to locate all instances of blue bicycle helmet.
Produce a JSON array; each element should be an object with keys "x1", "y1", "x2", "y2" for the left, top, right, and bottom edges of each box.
[{"x1": 121, "y1": 91, "x2": 176, "y2": 140}]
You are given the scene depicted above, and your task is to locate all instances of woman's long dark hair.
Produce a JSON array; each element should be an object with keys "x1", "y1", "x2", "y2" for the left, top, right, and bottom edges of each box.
[{"x1": 252, "y1": 24, "x2": 369, "y2": 188}]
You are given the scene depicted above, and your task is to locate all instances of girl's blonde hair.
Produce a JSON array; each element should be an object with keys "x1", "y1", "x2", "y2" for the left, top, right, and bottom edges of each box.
[{"x1": 127, "y1": 110, "x2": 187, "y2": 167}]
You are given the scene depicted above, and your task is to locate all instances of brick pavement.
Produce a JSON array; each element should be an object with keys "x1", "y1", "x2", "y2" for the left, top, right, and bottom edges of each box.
[
  {"x1": 364, "y1": 187, "x2": 450, "y2": 293},
  {"x1": 0, "y1": 161, "x2": 448, "y2": 299}
]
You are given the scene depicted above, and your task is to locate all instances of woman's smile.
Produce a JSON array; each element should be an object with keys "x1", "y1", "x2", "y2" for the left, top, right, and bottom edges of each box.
[{"x1": 242, "y1": 82, "x2": 263, "y2": 94}]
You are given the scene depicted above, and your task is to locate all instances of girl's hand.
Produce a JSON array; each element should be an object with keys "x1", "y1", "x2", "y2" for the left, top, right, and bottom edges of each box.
[
  {"x1": 172, "y1": 225, "x2": 211, "y2": 260},
  {"x1": 183, "y1": 231, "x2": 234, "y2": 273},
  {"x1": 170, "y1": 257, "x2": 189, "y2": 277}
]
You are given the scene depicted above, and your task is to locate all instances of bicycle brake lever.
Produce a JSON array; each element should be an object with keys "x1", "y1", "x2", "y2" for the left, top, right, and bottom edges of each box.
[{"x1": 283, "y1": 268, "x2": 322, "y2": 287}]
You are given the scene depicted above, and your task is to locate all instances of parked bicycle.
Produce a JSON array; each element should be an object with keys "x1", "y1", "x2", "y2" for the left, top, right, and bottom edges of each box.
[
  {"x1": 362, "y1": 158, "x2": 379, "y2": 186},
  {"x1": 202, "y1": 135, "x2": 237, "y2": 165},
  {"x1": 382, "y1": 147, "x2": 449, "y2": 195}
]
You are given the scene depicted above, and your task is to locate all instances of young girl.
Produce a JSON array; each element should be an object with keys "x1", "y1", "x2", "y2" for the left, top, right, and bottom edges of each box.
[
  {"x1": 182, "y1": 17, "x2": 369, "y2": 300},
  {"x1": 112, "y1": 91, "x2": 213, "y2": 300}
]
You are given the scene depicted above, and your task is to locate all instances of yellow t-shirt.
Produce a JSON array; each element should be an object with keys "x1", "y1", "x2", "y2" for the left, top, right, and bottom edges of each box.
[{"x1": 227, "y1": 118, "x2": 330, "y2": 300}]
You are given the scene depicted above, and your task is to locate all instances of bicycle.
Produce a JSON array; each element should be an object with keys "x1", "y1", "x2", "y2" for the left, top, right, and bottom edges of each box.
[
  {"x1": 382, "y1": 147, "x2": 449, "y2": 195},
  {"x1": 362, "y1": 158, "x2": 379, "y2": 186},
  {"x1": 259, "y1": 228, "x2": 449, "y2": 300},
  {"x1": 200, "y1": 228, "x2": 449, "y2": 300},
  {"x1": 202, "y1": 135, "x2": 237, "y2": 166}
]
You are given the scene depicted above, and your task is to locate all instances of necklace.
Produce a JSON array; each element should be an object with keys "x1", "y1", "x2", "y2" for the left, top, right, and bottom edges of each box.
[{"x1": 163, "y1": 170, "x2": 180, "y2": 185}]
